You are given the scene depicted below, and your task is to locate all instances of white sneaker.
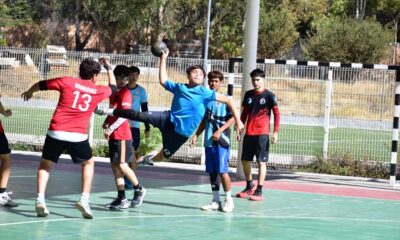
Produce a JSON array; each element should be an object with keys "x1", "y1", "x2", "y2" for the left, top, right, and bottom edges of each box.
[
  {"x1": 222, "y1": 198, "x2": 234, "y2": 212},
  {"x1": 36, "y1": 198, "x2": 49, "y2": 217},
  {"x1": 0, "y1": 191, "x2": 18, "y2": 207},
  {"x1": 201, "y1": 201, "x2": 221, "y2": 211},
  {"x1": 75, "y1": 197, "x2": 93, "y2": 219}
]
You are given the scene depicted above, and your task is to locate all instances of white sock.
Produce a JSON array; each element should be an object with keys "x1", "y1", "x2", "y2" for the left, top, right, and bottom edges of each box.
[
  {"x1": 37, "y1": 193, "x2": 45, "y2": 200},
  {"x1": 212, "y1": 191, "x2": 220, "y2": 202},
  {"x1": 225, "y1": 191, "x2": 232, "y2": 200},
  {"x1": 81, "y1": 192, "x2": 90, "y2": 201}
]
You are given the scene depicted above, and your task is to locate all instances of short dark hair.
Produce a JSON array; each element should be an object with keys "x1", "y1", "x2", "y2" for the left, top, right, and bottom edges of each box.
[
  {"x1": 79, "y1": 58, "x2": 101, "y2": 80},
  {"x1": 128, "y1": 66, "x2": 140, "y2": 75},
  {"x1": 207, "y1": 71, "x2": 224, "y2": 81},
  {"x1": 114, "y1": 65, "x2": 129, "y2": 78},
  {"x1": 186, "y1": 65, "x2": 205, "y2": 77},
  {"x1": 250, "y1": 68, "x2": 265, "y2": 78}
]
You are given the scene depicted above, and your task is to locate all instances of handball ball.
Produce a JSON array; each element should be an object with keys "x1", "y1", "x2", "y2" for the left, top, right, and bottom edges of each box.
[{"x1": 151, "y1": 41, "x2": 168, "y2": 57}]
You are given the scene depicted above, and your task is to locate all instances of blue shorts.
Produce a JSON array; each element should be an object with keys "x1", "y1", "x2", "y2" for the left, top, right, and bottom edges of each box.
[
  {"x1": 205, "y1": 146, "x2": 230, "y2": 174},
  {"x1": 0, "y1": 133, "x2": 11, "y2": 155}
]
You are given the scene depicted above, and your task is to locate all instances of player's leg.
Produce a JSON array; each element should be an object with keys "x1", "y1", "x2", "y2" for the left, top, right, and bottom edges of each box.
[
  {"x1": 216, "y1": 146, "x2": 234, "y2": 212},
  {"x1": 201, "y1": 147, "x2": 222, "y2": 211},
  {"x1": 106, "y1": 163, "x2": 129, "y2": 209},
  {"x1": 0, "y1": 133, "x2": 17, "y2": 207},
  {"x1": 236, "y1": 135, "x2": 257, "y2": 198},
  {"x1": 35, "y1": 135, "x2": 64, "y2": 217},
  {"x1": 69, "y1": 139, "x2": 95, "y2": 219},
  {"x1": 125, "y1": 128, "x2": 140, "y2": 188},
  {"x1": 115, "y1": 140, "x2": 146, "y2": 207},
  {"x1": 249, "y1": 135, "x2": 269, "y2": 201}
]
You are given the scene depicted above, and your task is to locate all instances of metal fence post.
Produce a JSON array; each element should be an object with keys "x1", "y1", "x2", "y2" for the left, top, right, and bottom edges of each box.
[
  {"x1": 323, "y1": 70, "x2": 333, "y2": 159},
  {"x1": 390, "y1": 69, "x2": 400, "y2": 187}
]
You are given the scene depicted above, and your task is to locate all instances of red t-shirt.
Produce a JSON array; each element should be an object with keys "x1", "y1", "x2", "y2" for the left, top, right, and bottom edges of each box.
[
  {"x1": 241, "y1": 89, "x2": 280, "y2": 135},
  {"x1": 105, "y1": 87, "x2": 132, "y2": 140},
  {"x1": 0, "y1": 120, "x2": 4, "y2": 133},
  {"x1": 43, "y1": 77, "x2": 112, "y2": 134}
]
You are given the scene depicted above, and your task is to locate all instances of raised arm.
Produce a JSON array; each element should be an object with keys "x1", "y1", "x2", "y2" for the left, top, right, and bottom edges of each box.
[
  {"x1": 99, "y1": 57, "x2": 117, "y2": 93},
  {"x1": 159, "y1": 49, "x2": 169, "y2": 86},
  {"x1": 215, "y1": 93, "x2": 244, "y2": 133}
]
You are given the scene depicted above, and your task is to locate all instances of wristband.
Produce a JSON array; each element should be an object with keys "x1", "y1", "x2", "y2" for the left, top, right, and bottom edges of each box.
[{"x1": 104, "y1": 64, "x2": 112, "y2": 71}]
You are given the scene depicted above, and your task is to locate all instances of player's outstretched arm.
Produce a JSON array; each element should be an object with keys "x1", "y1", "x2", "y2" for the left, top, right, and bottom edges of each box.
[
  {"x1": 159, "y1": 49, "x2": 169, "y2": 86},
  {"x1": 21, "y1": 82, "x2": 40, "y2": 101},
  {"x1": 0, "y1": 98, "x2": 11, "y2": 117},
  {"x1": 215, "y1": 93, "x2": 244, "y2": 133}
]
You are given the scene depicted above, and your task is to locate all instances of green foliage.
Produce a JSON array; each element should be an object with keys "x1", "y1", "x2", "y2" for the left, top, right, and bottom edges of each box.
[
  {"x1": 302, "y1": 17, "x2": 392, "y2": 63},
  {"x1": 11, "y1": 142, "x2": 42, "y2": 152},
  {"x1": 91, "y1": 144, "x2": 109, "y2": 158},
  {"x1": 136, "y1": 129, "x2": 162, "y2": 157},
  {"x1": 258, "y1": 7, "x2": 298, "y2": 59},
  {"x1": 298, "y1": 153, "x2": 392, "y2": 179}
]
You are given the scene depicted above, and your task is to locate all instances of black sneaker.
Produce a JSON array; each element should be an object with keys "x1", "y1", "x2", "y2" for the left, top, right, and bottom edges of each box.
[
  {"x1": 105, "y1": 198, "x2": 129, "y2": 209},
  {"x1": 131, "y1": 187, "x2": 146, "y2": 207}
]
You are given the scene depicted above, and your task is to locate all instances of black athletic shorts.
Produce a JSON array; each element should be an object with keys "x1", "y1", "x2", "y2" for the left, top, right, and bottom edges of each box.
[
  {"x1": 0, "y1": 133, "x2": 11, "y2": 154},
  {"x1": 42, "y1": 135, "x2": 92, "y2": 164},
  {"x1": 130, "y1": 127, "x2": 140, "y2": 151},
  {"x1": 144, "y1": 111, "x2": 189, "y2": 158},
  {"x1": 108, "y1": 139, "x2": 134, "y2": 164},
  {"x1": 241, "y1": 134, "x2": 270, "y2": 162}
]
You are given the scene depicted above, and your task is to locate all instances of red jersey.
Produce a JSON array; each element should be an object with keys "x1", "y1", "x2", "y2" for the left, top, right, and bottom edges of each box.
[
  {"x1": 241, "y1": 89, "x2": 280, "y2": 135},
  {"x1": 43, "y1": 77, "x2": 112, "y2": 134},
  {"x1": 106, "y1": 87, "x2": 132, "y2": 140},
  {"x1": 0, "y1": 120, "x2": 4, "y2": 133}
]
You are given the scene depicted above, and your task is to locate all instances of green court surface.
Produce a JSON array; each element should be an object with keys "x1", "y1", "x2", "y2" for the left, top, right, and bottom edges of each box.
[{"x1": 0, "y1": 153, "x2": 399, "y2": 240}]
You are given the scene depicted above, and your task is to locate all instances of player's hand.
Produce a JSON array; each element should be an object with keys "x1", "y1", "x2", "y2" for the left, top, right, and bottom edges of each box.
[
  {"x1": 271, "y1": 132, "x2": 278, "y2": 144},
  {"x1": 235, "y1": 120, "x2": 244, "y2": 134},
  {"x1": 189, "y1": 135, "x2": 197, "y2": 148},
  {"x1": 4, "y1": 109, "x2": 11, "y2": 117},
  {"x1": 212, "y1": 130, "x2": 221, "y2": 142},
  {"x1": 160, "y1": 48, "x2": 169, "y2": 59},
  {"x1": 144, "y1": 129, "x2": 150, "y2": 138},
  {"x1": 94, "y1": 105, "x2": 111, "y2": 115},
  {"x1": 99, "y1": 56, "x2": 111, "y2": 70},
  {"x1": 103, "y1": 128, "x2": 112, "y2": 140},
  {"x1": 21, "y1": 91, "x2": 33, "y2": 101}
]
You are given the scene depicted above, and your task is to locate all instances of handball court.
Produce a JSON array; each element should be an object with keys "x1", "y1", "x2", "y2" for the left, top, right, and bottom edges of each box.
[{"x1": 1, "y1": 152, "x2": 399, "y2": 240}]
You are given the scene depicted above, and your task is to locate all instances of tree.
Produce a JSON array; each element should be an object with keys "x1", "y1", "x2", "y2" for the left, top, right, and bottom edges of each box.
[
  {"x1": 258, "y1": 7, "x2": 298, "y2": 59},
  {"x1": 302, "y1": 17, "x2": 392, "y2": 63}
]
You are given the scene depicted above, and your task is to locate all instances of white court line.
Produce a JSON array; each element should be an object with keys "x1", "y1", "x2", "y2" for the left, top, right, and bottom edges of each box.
[
  {"x1": 0, "y1": 214, "x2": 399, "y2": 227},
  {"x1": 10, "y1": 175, "x2": 36, "y2": 178}
]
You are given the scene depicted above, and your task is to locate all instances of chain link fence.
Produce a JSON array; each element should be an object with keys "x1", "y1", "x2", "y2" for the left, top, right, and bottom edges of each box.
[{"x1": 0, "y1": 46, "x2": 397, "y2": 169}]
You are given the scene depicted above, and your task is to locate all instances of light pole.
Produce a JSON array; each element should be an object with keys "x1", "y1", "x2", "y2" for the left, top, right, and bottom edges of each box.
[{"x1": 203, "y1": 0, "x2": 212, "y2": 86}]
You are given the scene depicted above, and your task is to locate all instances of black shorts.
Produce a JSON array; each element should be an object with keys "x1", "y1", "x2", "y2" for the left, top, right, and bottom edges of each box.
[
  {"x1": 241, "y1": 135, "x2": 270, "y2": 162},
  {"x1": 130, "y1": 127, "x2": 140, "y2": 151},
  {"x1": 144, "y1": 111, "x2": 188, "y2": 158},
  {"x1": 108, "y1": 139, "x2": 134, "y2": 164},
  {"x1": 42, "y1": 135, "x2": 92, "y2": 164},
  {"x1": 0, "y1": 133, "x2": 11, "y2": 154}
]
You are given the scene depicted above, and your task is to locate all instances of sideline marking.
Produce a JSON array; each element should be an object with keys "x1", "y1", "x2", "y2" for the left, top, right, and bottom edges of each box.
[{"x1": 1, "y1": 214, "x2": 399, "y2": 227}]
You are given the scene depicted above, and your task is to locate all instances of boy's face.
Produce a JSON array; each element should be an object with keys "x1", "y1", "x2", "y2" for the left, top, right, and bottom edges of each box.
[
  {"x1": 251, "y1": 76, "x2": 264, "y2": 91},
  {"x1": 208, "y1": 78, "x2": 222, "y2": 91},
  {"x1": 128, "y1": 72, "x2": 139, "y2": 84},
  {"x1": 116, "y1": 75, "x2": 128, "y2": 89},
  {"x1": 188, "y1": 69, "x2": 204, "y2": 86}
]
